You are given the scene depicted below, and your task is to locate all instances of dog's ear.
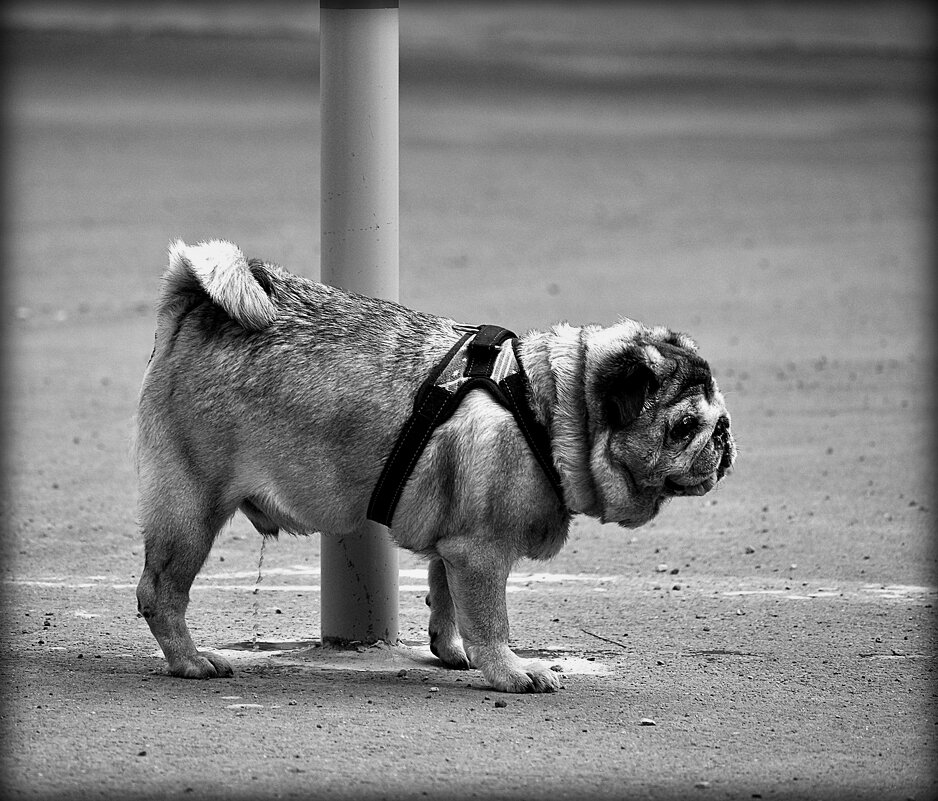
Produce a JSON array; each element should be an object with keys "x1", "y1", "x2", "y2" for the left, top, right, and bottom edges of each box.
[
  {"x1": 595, "y1": 346, "x2": 660, "y2": 428},
  {"x1": 663, "y1": 330, "x2": 697, "y2": 352}
]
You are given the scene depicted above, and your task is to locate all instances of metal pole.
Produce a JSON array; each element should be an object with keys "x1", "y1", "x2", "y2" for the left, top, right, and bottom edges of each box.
[{"x1": 319, "y1": 0, "x2": 400, "y2": 645}]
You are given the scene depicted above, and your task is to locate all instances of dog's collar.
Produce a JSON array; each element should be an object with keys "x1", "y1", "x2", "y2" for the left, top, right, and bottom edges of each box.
[{"x1": 368, "y1": 324, "x2": 566, "y2": 527}]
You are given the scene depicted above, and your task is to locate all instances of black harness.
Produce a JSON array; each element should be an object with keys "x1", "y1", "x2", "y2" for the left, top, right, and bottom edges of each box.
[{"x1": 367, "y1": 324, "x2": 565, "y2": 527}]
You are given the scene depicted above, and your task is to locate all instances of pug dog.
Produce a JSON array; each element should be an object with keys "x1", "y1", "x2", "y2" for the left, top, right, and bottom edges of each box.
[{"x1": 135, "y1": 240, "x2": 735, "y2": 693}]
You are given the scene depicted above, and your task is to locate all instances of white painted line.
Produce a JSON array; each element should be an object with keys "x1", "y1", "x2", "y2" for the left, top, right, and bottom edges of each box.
[
  {"x1": 187, "y1": 567, "x2": 621, "y2": 583},
  {"x1": 861, "y1": 653, "x2": 931, "y2": 660},
  {"x1": 8, "y1": 574, "x2": 936, "y2": 603},
  {"x1": 722, "y1": 584, "x2": 936, "y2": 602},
  {"x1": 861, "y1": 584, "x2": 936, "y2": 600}
]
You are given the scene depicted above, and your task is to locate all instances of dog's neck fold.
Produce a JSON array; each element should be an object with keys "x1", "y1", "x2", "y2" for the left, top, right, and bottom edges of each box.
[{"x1": 522, "y1": 323, "x2": 602, "y2": 518}]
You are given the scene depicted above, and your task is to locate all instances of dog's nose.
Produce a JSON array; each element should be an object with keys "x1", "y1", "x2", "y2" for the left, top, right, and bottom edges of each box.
[
  {"x1": 712, "y1": 416, "x2": 729, "y2": 444},
  {"x1": 714, "y1": 417, "x2": 734, "y2": 478}
]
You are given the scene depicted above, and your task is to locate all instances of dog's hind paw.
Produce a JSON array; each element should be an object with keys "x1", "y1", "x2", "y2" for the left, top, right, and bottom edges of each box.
[{"x1": 168, "y1": 651, "x2": 234, "y2": 679}]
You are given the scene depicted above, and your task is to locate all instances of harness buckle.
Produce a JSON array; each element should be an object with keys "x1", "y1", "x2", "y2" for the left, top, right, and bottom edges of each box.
[{"x1": 466, "y1": 325, "x2": 515, "y2": 378}]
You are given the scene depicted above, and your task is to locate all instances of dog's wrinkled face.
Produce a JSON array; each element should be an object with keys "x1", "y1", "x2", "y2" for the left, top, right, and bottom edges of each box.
[{"x1": 585, "y1": 327, "x2": 736, "y2": 527}]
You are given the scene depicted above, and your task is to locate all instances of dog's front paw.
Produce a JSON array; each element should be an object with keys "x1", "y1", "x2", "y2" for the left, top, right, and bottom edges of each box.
[
  {"x1": 167, "y1": 651, "x2": 233, "y2": 679},
  {"x1": 492, "y1": 659, "x2": 561, "y2": 694},
  {"x1": 429, "y1": 628, "x2": 470, "y2": 670},
  {"x1": 471, "y1": 646, "x2": 561, "y2": 693}
]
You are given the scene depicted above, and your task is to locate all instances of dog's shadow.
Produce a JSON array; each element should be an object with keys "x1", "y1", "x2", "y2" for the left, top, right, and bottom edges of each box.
[
  {"x1": 219, "y1": 639, "x2": 450, "y2": 672},
  {"x1": 216, "y1": 639, "x2": 610, "y2": 678}
]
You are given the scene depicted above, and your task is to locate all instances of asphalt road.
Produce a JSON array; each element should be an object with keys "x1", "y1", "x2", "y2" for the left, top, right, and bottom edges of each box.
[{"x1": 1, "y1": 3, "x2": 935, "y2": 800}]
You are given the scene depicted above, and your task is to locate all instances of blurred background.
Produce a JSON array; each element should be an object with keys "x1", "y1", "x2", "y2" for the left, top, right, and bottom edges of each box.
[{"x1": 4, "y1": 2, "x2": 932, "y2": 345}]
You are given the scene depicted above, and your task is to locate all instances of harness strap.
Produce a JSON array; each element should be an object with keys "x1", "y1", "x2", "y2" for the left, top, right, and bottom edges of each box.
[
  {"x1": 499, "y1": 348, "x2": 562, "y2": 497},
  {"x1": 367, "y1": 326, "x2": 565, "y2": 527}
]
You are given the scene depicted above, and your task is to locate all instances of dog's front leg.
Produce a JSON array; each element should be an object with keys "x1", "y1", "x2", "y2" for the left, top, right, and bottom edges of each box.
[
  {"x1": 435, "y1": 540, "x2": 560, "y2": 693},
  {"x1": 426, "y1": 557, "x2": 470, "y2": 669}
]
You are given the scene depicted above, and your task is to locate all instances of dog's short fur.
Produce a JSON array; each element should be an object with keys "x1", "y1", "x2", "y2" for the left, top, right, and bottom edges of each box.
[{"x1": 135, "y1": 240, "x2": 736, "y2": 693}]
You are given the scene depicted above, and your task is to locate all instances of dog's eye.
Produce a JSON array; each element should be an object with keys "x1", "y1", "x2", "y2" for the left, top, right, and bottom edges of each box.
[{"x1": 670, "y1": 415, "x2": 698, "y2": 441}]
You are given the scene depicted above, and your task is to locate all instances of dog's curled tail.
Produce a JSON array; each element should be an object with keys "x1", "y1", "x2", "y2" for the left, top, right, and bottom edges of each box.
[{"x1": 162, "y1": 239, "x2": 278, "y2": 331}]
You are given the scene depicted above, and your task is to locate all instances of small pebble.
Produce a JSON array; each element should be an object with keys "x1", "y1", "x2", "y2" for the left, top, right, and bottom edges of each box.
[
  {"x1": 429, "y1": 686, "x2": 439, "y2": 693},
  {"x1": 640, "y1": 718, "x2": 656, "y2": 726},
  {"x1": 494, "y1": 699, "x2": 507, "y2": 708},
  {"x1": 655, "y1": 563, "x2": 668, "y2": 573},
  {"x1": 695, "y1": 781, "x2": 711, "y2": 789}
]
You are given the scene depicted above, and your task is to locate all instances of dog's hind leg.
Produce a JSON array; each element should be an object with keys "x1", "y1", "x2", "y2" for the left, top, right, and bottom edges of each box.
[
  {"x1": 426, "y1": 556, "x2": 469, "y2": 669},
  {"x1": 136, "y1": 487, "x2": 233, "y2": 679}
]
